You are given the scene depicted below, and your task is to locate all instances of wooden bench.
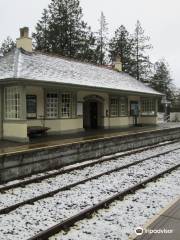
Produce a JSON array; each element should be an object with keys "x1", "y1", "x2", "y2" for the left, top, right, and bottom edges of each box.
[{"x1": 27, "y1": 126, "x2": 50, "y2": 137}]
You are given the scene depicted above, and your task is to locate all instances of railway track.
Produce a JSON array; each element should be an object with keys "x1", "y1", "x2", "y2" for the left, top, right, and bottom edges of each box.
[
  {"x1": 0, "y1": 139, "x2": 179, "y2": 192},
  {"x1": 0, "y1": 141, "x2": 180, "y2": 240},
  {"x1": 28, "y1": 163, "x2": 180, "y2": 240},
  {"x1": 0, "y1": 145, "x2": 180, "y2": 215}
]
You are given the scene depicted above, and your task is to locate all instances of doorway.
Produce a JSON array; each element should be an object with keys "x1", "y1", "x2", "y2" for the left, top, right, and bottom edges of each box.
[
  {"x1": 83, "y1": 97, "x2": 104, "y2": 129},
  {"x1": 90, "y1": 102, "x2": 98, "y2": 129}
]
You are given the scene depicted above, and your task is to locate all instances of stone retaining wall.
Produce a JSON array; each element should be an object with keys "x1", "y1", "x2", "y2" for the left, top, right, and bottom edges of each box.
[{"x1": 0, "y1": 127, "x2": 180, "y2": 183}]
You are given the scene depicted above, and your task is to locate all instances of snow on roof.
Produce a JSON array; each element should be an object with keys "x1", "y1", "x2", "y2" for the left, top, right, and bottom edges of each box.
[{"x1": 0, "y1": 49, "x2": 161, "y2": 96}]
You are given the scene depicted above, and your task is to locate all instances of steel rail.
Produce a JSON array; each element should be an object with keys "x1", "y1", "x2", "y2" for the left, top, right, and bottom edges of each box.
[
  {"x1": 0, "y1": 147, "x2": 179, "y2": 215},
  {"x1": 27, "y1": 163, "x2": 180, "y2": 240}
]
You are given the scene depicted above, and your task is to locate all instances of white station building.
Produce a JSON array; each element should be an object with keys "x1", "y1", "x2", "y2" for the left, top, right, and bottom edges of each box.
[{"x1": 0, "y1": 27, "x2": 162, "y2": 142}]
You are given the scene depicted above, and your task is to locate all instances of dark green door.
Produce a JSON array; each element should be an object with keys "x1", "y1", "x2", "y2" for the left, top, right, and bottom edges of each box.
[{"x1": 90, "y1": 102, "x2": 98, "y2": 129}]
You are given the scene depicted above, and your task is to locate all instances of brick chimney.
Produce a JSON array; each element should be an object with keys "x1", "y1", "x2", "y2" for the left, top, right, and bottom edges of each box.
[
  {"x1": 114, "y1": 55, "x2": 122, "y2": 72},
  {"x1": 16, "y1": 27, "x2": 32, "y2": 52}
]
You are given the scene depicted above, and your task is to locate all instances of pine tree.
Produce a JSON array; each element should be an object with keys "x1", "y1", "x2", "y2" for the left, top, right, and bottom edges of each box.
[
  {"x1": 32, "y1": 9, "x2": 50, "y2": 52},
  {"x1": 109, "y1": 25, "x2": 134, "y2": 74},
  {"x1": 172, "y1": 89, "x2": 180, "y2": 111},
  {"x1": 75, "y1": 25, "x2": 97, "y2": 62},
  {"x1": 132, "y1": 20, "x2": 152, "y2": 82},
  {"x1": 0, "y1": 37, "x2": 15, "y2": 56},
  {"x1": 95, "y1": 12, "x2": 108, "y2": 65},
  {"x1": 150, "y1": 59, "x2": 174, "y2": 101},
  {"x1": 33, "y1": 0, "x2": 95, "y2": 60}
]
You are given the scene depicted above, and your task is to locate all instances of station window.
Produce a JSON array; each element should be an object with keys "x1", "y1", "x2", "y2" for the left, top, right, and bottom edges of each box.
[
  {"x1": 26, "y1": 95, "x2": 37, "y2": 119},
  {"x1": 141, "y1": 98, "x2": 156, "y2": 116},
  {"x1": 4, "y1": 87, "x2": 21, "y2": 119},
  {"x1": 110, "y1": 98, "x2": 118, "y2": 117},
  {"x1": 110, "y1": 96, "x2": 128, "y2": 117},
  {"x1": 119, "y1": 97, "x2": 128, "y2": 116},
  {"x1": 61, "y1": 93, "x2": 73, "y2": 118},
  {"x1": 46, "y1": 93, "x2": 58, "y2": 119}
]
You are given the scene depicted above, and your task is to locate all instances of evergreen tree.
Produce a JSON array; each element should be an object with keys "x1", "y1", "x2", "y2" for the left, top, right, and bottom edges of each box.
[
  {"x1": 172, "y1": 88, "x2": 180, "y2": 111},
  {"x1": 0, "y1": 37, "x2": 15, "y2": 56},
  {"x1": 32, "y1": 9, "x2": 50, "y2": 52},
  {"x1": 95, "y1": 12, "x2": 108, "y2": 65},
  {"x1": 150, "y1": 59, "x2": 174, "y2": 101},
  {"x1": 33, "y1": 0, "x2": 95, "y2": 61},
  {"x1": 132, "y1": 20, "x2": 152, "y2": 82},
  {"x1": 109, "y1": 25, "x2": 134, "y2": 74}
]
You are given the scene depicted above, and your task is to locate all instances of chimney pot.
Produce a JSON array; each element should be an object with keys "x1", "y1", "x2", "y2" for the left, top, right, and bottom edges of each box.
[
  {"x1": 16, "y1": 27, "x2": 32, "y2": 52},
  {"x1": 114, "y1": 55, "x2": 122, "y2": 72},
  {"x1": 20, "y1": 27, "x2": 29, "y2": 38}
]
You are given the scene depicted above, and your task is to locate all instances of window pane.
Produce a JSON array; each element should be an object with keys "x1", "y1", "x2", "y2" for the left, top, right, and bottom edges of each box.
[
  {"x1": 46, "y1": 93, "x2": 58, "y2": 119},
  {"x1": 26, "y1": 95, "x2": 37, "y2": 118},
  {"x1": 141, "y1": 99, "x2": 155, "y2": 116},
  {"x1": 110, "y1": 98, "x2": 118, "y2": 117},
  {"x1": 4, "y1": 87, "x2": 21, "y2": 119},
  {"x1": 119, "y1": 97, "x2": 128, "y2": 116},
  {"x1": 61, "y1": 93, "x2": 73, "y2": 118}
]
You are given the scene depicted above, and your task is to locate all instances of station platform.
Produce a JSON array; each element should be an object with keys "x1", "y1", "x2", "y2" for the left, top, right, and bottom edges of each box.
[
  {"x1": 0, "y1": 123, "x2": 180, "y2": 156},
  {"x1": 133, "y1": 197, "x2": 180, "y2": 240},
  {"x1": 1, "y1": 123, "x2": 180, "y2": 183}
]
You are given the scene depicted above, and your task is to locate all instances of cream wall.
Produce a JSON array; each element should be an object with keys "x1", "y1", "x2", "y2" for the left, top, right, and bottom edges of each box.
[
  {"x1": 3, "y1": 122, "x2": 28, "y2": 142},
  {"x1": 27, "y1": 120, "x2": 43, "y2": 127},
  {"x1": 140, "y1": 116, "x2": 157, "y2": 124},
  {"x1": 16, "y1": 38, "x2": 32, "y2": 52},
  {"x1": 104, "y1": 117, "x2": 109, "y2": 128},
  {"x1": 45, "y1": 119, "x2": 83, "y2": 133},
  {"x1": 109, "y1": 117, "x2": 129, "y2": 127},
  {"x1": 27, "y1": 118, "x2": 83, "y2": 134}
]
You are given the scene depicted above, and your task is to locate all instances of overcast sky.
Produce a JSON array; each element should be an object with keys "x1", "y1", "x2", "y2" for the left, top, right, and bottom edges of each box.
[{"x1": 0, "y1": 0, "x2": 180, "y2": 87}]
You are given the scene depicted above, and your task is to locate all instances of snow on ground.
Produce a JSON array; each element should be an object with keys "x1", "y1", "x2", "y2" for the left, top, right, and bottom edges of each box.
[
  {"x1": 0, "y1": 149, "x2": 180, "y2": 240},
  {"x1": 51, "y1": 169, "x2": 180, "y2": 240},
  {"x1": 0, "y1": 142, "x2": 180, "y2": 209}
]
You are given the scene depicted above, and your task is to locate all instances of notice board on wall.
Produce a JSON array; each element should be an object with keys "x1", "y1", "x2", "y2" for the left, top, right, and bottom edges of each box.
[{"x1": 77, "y1": 102, "x2": 83, "y2": 115}]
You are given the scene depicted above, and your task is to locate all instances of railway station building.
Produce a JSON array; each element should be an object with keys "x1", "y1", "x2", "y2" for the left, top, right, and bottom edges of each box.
[{"x1": 0, "y1": 27, "x2": 162, "y2": 142}]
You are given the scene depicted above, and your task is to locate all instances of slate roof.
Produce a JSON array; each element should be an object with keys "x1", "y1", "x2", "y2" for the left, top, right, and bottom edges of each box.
[{"x1": 0, "y1": 48, "x2": 161, "y2": 96}]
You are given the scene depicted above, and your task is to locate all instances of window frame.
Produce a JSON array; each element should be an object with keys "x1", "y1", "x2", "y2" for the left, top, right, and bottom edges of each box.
[
  {"x1": 119, "y1": 96, "x2": 128, "y2": 116},
  {"x1": 110, "y1": 95, "x2": 128, "y2": 117},
  {"x1": 110, "y1": 97, "x2": 119, "y2": 117},
  {"x1": 46, "y1": 92, "x2": 59, "y2": 119},
  {"x1": 26, "y1": 95, "x2": 37, "y2": 119},
  {"x1": 4, "y1": 86, "x2": 21, "y2": 120},
  {"x1": 60, "y1": 92, "x2": 73, "y2": 119},
  {"x1": 141, "y1": 98, "x2": 156, "y2": 116},
  {"x1": 45, "y1": 90, "x2": 76, "y2": 119}
]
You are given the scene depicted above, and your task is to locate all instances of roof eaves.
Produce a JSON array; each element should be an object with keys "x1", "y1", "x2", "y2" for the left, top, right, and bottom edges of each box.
[{"x1": 1, "y1": 78, "x2": 162, "y2": 97}]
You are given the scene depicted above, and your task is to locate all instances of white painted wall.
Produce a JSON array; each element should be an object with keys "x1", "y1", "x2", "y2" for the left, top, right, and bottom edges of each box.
[
  {"x1": 44, "y1": 118, "x2": 83, "y2": 133},
  {"x1": 109, "y1": 117, "x2": 129, "y2": 127},
  {"x1": 3, "y1": 122, "x2": 28, "y2": 142},
  {"x1": 141, "y1": 116, "x2": 157, "y2": 124}
]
